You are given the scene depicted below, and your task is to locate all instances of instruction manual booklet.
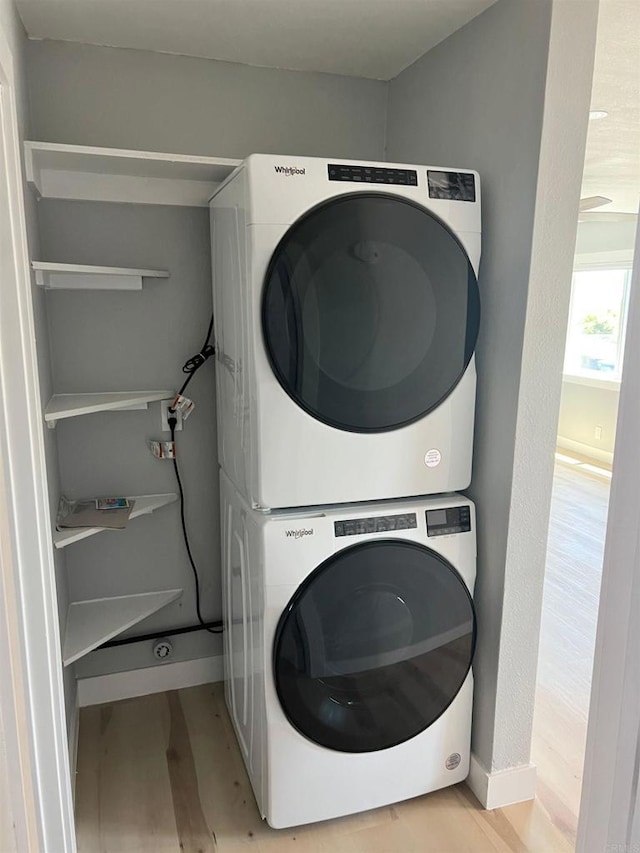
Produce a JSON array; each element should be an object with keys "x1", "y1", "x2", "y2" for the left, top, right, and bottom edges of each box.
[{"x1": 57, "y1": 496, "x2": 135, "y2": 530}]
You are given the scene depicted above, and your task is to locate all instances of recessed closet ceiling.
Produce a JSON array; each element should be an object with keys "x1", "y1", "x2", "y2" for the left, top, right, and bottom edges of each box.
[{"x1": 15, "y1": 0, "x2": 498, "y2": 81}]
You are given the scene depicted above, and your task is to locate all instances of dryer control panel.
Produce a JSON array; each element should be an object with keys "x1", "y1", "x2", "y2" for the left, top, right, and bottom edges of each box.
[{"x1": 426, "y1": 506, "x2": 472, "y2": 537}]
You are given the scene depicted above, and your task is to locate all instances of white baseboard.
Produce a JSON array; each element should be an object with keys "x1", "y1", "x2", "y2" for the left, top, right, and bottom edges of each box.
[
  {"x1": 77, "y1": 654, "x2": 224, "y2": 707},
  {"x1": 557, "y1": 435, "x2": 614, "y2": 466},
  {"x1": 466, "y1": 754, "x2": 537, "y2": 810}
]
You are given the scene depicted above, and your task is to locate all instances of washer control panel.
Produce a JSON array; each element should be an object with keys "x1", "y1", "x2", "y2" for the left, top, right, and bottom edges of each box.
[
  {"x1": 334, "y1": 512, "x2": 417, "y2": 538},
  {"x1": 328, "y1": 163, "x2": 418, "y2": 186},
  {"x1": 426, "y1": 506, "x2": 472, "y2": 537}
]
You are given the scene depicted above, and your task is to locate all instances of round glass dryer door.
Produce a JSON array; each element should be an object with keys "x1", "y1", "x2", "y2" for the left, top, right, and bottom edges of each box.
[
  {"x1": 273, "y1": 539, "x2": 476, "y2": 753},
  {"x1": 262, "y1": 193, "x2": 480, "y2": 433}
]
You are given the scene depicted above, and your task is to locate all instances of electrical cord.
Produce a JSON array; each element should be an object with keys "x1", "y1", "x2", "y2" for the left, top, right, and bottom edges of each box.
[
  {"x1": 167, "y1": 314, "x2": 222, "y2": 636},
  {"x1": 176, "y1": 314, "x2": 216, "y2": 399}
]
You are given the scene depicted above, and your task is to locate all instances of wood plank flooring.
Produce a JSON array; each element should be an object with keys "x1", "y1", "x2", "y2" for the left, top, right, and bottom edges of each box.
[
  {"x1": 75, "y1": 682, "x2": 571, "y2": 853},
  {"x1": 531, "y1": 458, "x2": 610, "y2": 847}
]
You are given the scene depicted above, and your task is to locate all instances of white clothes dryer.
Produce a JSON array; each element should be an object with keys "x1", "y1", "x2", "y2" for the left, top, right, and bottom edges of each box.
[
  {"x1": 210, "y1": 155, "x2": 481, "y2": 509},
  {"x1": 220, "y1": 469, "x2": 477, "y2": 829}
]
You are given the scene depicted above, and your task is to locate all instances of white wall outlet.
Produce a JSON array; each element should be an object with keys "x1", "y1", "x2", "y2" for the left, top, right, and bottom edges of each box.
[
  {"x1": 161, "y1": 400, "x2": 183, "y2": 431},
  {"x1": 595, "y1": 425, "x2": 603, "y2": 440}
]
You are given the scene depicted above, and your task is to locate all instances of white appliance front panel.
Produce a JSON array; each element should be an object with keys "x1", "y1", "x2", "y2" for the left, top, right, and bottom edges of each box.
[
  {"x1": 219, "y1": 472, "x2": 477, "y2": 828},
  {"x1": 265, "y1": 658, "x2": 473, "y2": 828},
  {"x1": 248, "y1": 224, "x2": 476, "y2": 509},
  {"x1": 244, "y1": 154, "x2": 482, "y2": 243},
  {"x1": 261, "y1": 497, "x2": 476, "y2": 592},
  {"x1": 212, "y1": 158, "x2": 480, "y2": 510}
]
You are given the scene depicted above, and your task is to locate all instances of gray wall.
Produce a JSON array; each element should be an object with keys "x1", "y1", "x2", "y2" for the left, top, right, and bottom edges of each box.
[
  {"x1": 26, "y1": 41, "x2": 388, "y2": 677},
  {"x1": 26, "y1": 39, "x2": 387, "y2": 160},
  {"x1": 386, "y1": 0, "x2": 553, "y2": 773},
  {"x1": 37, "y1": 200, "x2": 221, "y2": 667},
  {"x1": 558, "y1": 380, "x2": 619, "y2": 457}
]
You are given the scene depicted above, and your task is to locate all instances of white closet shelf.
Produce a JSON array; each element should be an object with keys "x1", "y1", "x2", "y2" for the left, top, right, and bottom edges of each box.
[
  {"x1": 63, "y1": 589, "x2": 183, "y2": 666},
  {"x1": 25, "y1": 141, "x2": 241, "y2": 207},
  {"x1": 54, "y1": 493, "x2": 178, "y2": 550},
  {"x1": 44, "y1": 391, "x2": 174, "y2": 427},
  {"x1": 32, "y1": 261, "x2": 169, "y2": 291}
]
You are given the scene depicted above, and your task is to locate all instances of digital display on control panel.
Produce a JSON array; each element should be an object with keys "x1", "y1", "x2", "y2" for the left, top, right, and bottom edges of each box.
[
  {"x1": 427, "y1": 170, "x2": 476, "y2": 202},
  {"x1": 328, "y1": 164, "x2": 418, "y2": 186},
  {"x1": 335, "y1": 513, "x2": 417, "y2": 537},
  {"x1": 426, "y1": 506, "x2": 472, "y2": 537}
]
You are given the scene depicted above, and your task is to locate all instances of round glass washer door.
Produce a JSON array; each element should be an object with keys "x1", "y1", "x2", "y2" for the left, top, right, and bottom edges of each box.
[
  {"x1": 262, "y1": 193, "x2": 480, "y2": 433},
  {"x1": 273, "y1": 539, "x2": 476, "y2": 753}
]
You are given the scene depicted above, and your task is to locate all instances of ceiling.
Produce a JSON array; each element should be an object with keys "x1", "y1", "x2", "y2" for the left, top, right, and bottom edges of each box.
[
  {"x1": 581, "y1": 0, "x2": 640, "y2": 215},
  {"x1": 14, "y1": 0, "x2": 498, "y2": 81}
]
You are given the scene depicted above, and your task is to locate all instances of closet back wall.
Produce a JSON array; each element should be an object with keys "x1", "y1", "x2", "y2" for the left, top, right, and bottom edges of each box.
[
  {"x1": 27, "y1": 40, "x2": 388, "y2": 680},
  {"x1": 25, "y1": 40, "x2": 387, "y2": 159},
  {"x1": 37, "y1": 200, "x2": 217, "y2": 670}
]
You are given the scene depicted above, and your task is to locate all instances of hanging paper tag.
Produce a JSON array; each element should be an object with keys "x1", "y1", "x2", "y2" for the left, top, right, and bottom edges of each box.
[
  {"x1": 148, "y1": 440, "x2": 176, "y2": 460},
  {"x1": 171, "y1": 395, "x2": 195, "y2": 421}
]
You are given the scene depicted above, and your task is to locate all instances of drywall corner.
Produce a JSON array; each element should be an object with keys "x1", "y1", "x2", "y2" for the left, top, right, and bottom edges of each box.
[{"x1": 492, "y1": 0, "x2": 600, "y2": 771}]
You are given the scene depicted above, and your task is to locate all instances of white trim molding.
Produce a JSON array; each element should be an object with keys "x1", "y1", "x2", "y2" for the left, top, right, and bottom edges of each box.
[
  {"x1": 77, "y1": 655, "x2": 224, "y2": 707},
  {"x1": 0, "y1": 21, "x2": 76, "y2": 853},
  {"x1": 576, "y1": 216, "x2": 640, "y2": 851},
  {"x1": 562, "y1": 373, "x2": 621, "y2": 392},
  {"x1": 467, "y1": 755, "x2": 537, "y2": 810},
  {"x1": 556, "y1": 436, "x2": 614, "y2": 467}
]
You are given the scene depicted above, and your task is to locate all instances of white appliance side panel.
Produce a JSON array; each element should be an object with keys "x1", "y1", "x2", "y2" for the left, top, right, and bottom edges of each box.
[
  {"x1": 244, "y1": 154, "x2": 481, "y2": 243},
  {"x1": 220, "y1": 486, "x2": 233, "y2": 714},
  {"x1": 219, "y1": 474, "x2": 267, "y2": 816},
  {"x1": 210, "y1": 169, "x2": 253, "y2": 498}
]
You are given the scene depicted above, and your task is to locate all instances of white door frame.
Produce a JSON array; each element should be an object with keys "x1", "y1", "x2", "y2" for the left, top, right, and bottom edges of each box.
[
  {"x1": 0, "y1": 23, "x2": 76, "y2": 853},
  {"x1": 577, "y1": 214, "x2": 640, "y2": 851}
]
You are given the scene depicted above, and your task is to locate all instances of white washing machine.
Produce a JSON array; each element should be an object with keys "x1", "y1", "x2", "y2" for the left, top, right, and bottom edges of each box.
[
  {"x1": 220, "y1": 470, "x2": 477, "y2": 829},
  {"x1": 210, "y1": 155, "x2": 481, "y2": 510}
]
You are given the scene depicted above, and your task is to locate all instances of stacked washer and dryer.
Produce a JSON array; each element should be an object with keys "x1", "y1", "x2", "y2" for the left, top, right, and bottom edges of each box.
[{"x1": 210, "y1": 155, "x2": 481, "y2": 828}]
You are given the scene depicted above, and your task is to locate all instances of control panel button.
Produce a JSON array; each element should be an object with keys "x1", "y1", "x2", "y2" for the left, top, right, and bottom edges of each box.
[
  {"x1": 335, "y1": 512, "x2": 417, "y2": 537},
  {"x1": 328, "y1": 164, "x2": 419, "y2": 186}
]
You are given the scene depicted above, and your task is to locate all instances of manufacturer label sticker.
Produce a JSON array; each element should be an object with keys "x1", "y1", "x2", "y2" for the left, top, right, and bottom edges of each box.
[
  {"x1": 445, "y1": 753, "x2": 462, "y2": 771},
  {"x1": 424, "y1": 449, "x2": 442, "y2": 468}
]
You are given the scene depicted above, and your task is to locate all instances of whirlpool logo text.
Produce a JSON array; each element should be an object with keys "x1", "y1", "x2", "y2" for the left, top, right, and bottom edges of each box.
[
  {"x1": 285, "y1": 528, "x2": 314, "y2": 539},
  {"x1": 274, "y1": 165, "x2": 306, "y2": 176}
]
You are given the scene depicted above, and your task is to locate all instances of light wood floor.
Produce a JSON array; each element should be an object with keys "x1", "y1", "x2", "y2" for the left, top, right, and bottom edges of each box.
[
  {"x1": 75, "y1": 682, "x2": 571, "y2": 853},
  {"x1": 531, "y1": 458, "x2": 610, "y2": 847}
]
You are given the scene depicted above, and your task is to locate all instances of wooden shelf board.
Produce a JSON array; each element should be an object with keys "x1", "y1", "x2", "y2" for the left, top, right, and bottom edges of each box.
[
  {"x1": 54, "y1": 493, "x2": 178, "y2": 549},
  {"x1": 63, "y1": 589, "x2": 183, "y2": 666},
  {"x1": 25, "y1": 141, "x2": 241, "y2": 207},
  {"x1": 44, "y1": 391, "x2": 174, "y2": 427},
  {"x1": 32, "y1": 262, "x2": 169, "y2": 291}
]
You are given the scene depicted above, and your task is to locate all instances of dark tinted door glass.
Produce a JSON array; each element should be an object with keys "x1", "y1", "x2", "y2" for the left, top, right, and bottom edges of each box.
[
  {"x1": 262, "y1": 194, "x2": 479, "y2": 433},
  {"x1": 274, "y1": 540, "x2": 476, "y2": 753}
]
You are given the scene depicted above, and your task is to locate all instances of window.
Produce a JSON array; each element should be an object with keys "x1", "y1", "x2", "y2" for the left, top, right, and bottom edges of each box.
[{"x1": 564, "y1": 266, "x2": 632, "y2": 381}]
